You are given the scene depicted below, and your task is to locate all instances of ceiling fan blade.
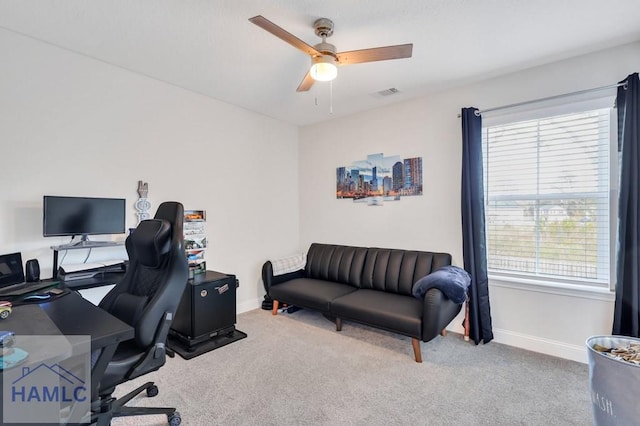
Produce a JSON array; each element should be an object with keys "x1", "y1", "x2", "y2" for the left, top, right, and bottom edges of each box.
[
  {"x1": 337, "y1": 44, "x2": 413, "y2": 65},
  {"x1": 296, "y1": 71, "x2": 315, "y2": 92},
  {"x1": 249, "y1": 15, "x2": 321, "y2": 57}
]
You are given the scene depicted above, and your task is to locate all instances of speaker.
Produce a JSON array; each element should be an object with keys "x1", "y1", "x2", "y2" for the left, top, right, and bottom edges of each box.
[{"x1": 25, "y1": 259, "x2": 40, "y2": 282}]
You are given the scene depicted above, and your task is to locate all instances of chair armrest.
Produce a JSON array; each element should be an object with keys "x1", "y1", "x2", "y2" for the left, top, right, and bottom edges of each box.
[
  {"x1": 421, "y1": 288, "x2": 463, "y2": 342},
  {"x1": 261, "y1": 261, "x2": 304, "y2": 295}
]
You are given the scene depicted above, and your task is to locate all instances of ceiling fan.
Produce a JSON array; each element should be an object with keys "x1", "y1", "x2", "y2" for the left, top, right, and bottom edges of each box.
[{"x1": 249, "y1": 15, "x2": 413, "y2": 92}]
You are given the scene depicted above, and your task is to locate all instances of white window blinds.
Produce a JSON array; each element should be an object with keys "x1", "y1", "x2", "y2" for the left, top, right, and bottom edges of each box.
[{"x1": 482, "y1": 108, "x2": 611, "y2": 285}]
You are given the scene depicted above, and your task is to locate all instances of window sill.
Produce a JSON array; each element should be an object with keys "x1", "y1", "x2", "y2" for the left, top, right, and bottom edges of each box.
[{"x1": 488, "y1": 274, "x2": 615, "y2": 302}]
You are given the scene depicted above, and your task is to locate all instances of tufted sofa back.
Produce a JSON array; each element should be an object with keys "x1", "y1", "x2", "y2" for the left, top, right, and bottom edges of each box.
[{"x1": 305, "y1": 243, "x2": 451, "y2": 296}]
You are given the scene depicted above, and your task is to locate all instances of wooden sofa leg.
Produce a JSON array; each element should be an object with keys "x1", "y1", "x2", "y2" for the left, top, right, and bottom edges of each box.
[
  {"x1": 464, "y1": 298, "x2": 470, "y2": 342},
  {"x1": 336, "y1": 317, "x2": 342, "y2": 332},
  {"x1": 441, "y1": 329, "x2": 447, "y2": 337},
  {"x1": 411, "y1": 338, "x2": 423, "y2": 363},
  {"x1": 272, "y1": 300, "x2": 279, "y2": 316}
]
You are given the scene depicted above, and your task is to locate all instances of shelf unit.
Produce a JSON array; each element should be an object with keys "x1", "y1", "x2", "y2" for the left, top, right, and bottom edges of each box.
[
  {"x1": 184, "y1": 210, "x2": 207, "y2": 277},
  {"x1": 51, "y1": 241, "x2": 125, "y2": 280}
]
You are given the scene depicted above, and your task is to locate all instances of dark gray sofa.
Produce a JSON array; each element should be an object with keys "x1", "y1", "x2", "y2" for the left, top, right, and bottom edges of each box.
[{"x1": 262, "y1": 243, "x2": 466, "y2": 362}]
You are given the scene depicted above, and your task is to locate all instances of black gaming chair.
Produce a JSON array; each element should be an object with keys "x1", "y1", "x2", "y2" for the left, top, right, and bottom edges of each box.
[{"x1": 91, "y1": 201, "x2": 189, "y2": 426}]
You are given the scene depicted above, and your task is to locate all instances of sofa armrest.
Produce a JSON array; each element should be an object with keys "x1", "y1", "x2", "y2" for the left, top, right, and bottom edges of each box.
[
  {"x1": 421, "y1": 288, "x2": 463, "y2": 342},
  {"x1": 261, "y1": 261, "x2": 305, "y2": 295}
]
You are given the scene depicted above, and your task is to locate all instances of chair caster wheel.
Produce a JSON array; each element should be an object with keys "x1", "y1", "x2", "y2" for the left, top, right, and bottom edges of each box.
[
  {"x1": 146, "y1": 384, "x2": 159, "y2": 397},
  {"x1": 168, "y1": 411, "x2": 181, "y2": 426}
]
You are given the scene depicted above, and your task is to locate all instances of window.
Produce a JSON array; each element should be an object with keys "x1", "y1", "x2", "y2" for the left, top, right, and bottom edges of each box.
[{"x1": 482, "y1": 102, "x2": 614, "y2": 288}]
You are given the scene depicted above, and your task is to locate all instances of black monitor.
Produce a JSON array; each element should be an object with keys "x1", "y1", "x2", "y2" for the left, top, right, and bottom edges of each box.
[{"x1": 43, "y1": 196, "x2": 126, "y2": 243}]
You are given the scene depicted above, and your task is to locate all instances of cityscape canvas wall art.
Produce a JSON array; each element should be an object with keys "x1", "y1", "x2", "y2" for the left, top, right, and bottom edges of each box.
[{"x1": 336, "y1": 153, "x2": 423, "y2": 206}]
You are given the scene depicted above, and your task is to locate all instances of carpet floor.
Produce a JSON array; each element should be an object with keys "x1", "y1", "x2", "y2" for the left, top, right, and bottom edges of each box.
[{"x1": 112, "y1": 308, "x2": 592, "y2": 425}]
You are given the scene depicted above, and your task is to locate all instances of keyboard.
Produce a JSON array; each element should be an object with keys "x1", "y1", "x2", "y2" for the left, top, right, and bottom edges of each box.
[{"x1": 0, "y1": 281, "x2": 59, "y2": 297}]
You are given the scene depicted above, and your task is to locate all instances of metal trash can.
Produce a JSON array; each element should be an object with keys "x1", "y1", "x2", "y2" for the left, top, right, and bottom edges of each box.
[{"x1": 586, "y1": 335, "x2": 640, "y2": 425}]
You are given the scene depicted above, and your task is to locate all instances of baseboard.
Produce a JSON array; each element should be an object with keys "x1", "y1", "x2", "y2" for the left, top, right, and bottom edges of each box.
[
  {"x1": 237, "y1": 297, "x2": 261, "y2": 314},
  {"x1": 491, "y1": 328, "x2": 588, "y2": 364},
  {"x1": 445, "y1": 313, "x2": 588, "y2": 364}
]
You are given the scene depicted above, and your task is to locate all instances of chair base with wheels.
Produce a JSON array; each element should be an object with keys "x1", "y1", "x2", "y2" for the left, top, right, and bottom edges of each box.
[{"x1": 92, "y1": 381, "x2": 181, "y2": 426}]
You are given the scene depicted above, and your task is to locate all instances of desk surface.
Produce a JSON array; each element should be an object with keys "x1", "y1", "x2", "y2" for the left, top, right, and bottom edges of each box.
[
  {"x1": 39, "y1": 290, "x2": 134, "y2": 350},
  {"x1": 0, "y1": 290, "x2": 134, "y2": 423},
  {"x1": 1, "y1": 291, "x2": 133, "y2": 361},
  {"x1": 0, "y1": 304, "x2": 73, "y2": 368},
  {"x1": 63, "y1": 271, "x2": 125, "y2": 291}
]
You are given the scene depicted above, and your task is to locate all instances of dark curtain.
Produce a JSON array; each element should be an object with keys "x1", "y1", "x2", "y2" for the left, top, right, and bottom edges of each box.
[
  {"x1": 613, "y1": 72, "x2": 640, "y2": 336},
  {"x1": 461, "y1": 107, "x2": 493, "y2": 344}
]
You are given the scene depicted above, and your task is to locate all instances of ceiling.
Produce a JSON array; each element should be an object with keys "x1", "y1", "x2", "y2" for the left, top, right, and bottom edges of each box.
[{"x1": 1, "y1": 0, "x2": 639, "y2": 126}]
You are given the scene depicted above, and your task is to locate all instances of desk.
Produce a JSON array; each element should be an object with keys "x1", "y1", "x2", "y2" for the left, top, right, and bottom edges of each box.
[
  {"x1": 0, "y1": 290, "x2": 133, "y2": 424},
  {"x1": 60, "y1": 271, "x2": 126, "y2": 291},
  {"x1": 0, "y1": 304, "x2": 71, "y2": 365},
  {"x1": 41, "y1": 291, "x2": 134, "y2": 410},
  {"x1": 40, "y1": 291, "x2": 134, "y2": 361}
]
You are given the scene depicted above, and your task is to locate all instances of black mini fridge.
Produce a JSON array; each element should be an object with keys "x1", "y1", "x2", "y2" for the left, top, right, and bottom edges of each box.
[{"x1": 168, "y1": 270, "x2": 246, "y2": 358}]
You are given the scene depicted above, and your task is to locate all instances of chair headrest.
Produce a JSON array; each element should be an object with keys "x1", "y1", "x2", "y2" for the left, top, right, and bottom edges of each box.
[{"x1": 132, "y1": 219, "x2": 172, "y2": 268}]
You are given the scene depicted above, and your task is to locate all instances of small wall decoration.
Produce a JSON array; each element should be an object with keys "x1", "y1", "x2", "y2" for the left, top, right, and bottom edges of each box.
[
  {"x1": 134, "y1": 180, "x2": 151, "y2": 223},
  {"x1": 337, "y1": 153, "x2": 422, "y2": 206}
]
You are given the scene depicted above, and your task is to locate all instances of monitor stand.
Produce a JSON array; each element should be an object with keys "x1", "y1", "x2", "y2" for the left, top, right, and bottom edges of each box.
[
  {"x1": 69, "y1": 235, "x2": 94, "y2": 247},
  {"x1": 51, "y1": 237, "x2": 125, "y2": 280},
  {"x1": 54, "y1": 235, "x2": 122, "y2": 250}
]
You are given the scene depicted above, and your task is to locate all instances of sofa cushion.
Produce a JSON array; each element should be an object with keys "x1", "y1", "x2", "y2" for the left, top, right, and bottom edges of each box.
[
  {"x1": 305, "y1": 244, "x2": 368, "y2": 286},
  {"x1": 361, "y1": 248, "x2": 452, "y2": 296},
  {"x1": 269, "y1": 278, "x2": 358, "y2": 313},
  {"x1": 330, "y1": 289, "x2": 423, "y2": 338},
  {"x1": 412, "y1": 265, "x2": 471, "y2": 304}
]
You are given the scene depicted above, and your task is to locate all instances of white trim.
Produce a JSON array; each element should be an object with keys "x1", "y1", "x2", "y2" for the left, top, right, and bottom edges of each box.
[
  {"x1": 489, "y1": 275, "x2": 615, "y2": 302},
  {"x1": 483, "y1": 94, "x2": 616, "y2": 126},
  {"x1": 237, "y1": 297, "x2": 262, "y2": 314},
  {"x1": 445, "y1": 317, "x2": 589, "y2": 363},
  {"x1": 492, "y1": 327, "x2": 588, "y2": 364},
  {"x1": 608, "y1": 106, "x2": 619, "y2": 291}
]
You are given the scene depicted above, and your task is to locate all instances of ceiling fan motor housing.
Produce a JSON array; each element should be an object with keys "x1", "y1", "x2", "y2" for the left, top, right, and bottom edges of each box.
[{"x1": 313, "y1": 18, "x2": 334, "y2": 38}]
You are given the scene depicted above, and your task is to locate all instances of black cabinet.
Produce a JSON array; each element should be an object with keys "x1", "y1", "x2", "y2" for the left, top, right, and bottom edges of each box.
[{"x1": 170, "y1": 270, "x2": 238, "y2": 347}]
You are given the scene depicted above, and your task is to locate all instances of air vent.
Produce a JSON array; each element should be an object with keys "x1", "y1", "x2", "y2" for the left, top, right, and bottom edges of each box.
[{"x1": 376, "y1": 87, "x2": 399, "y2": 96}]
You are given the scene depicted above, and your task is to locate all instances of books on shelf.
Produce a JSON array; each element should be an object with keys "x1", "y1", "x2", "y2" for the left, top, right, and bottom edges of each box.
[{"x1": 184, "y1": 210, "x2": 207, "y2": 276}]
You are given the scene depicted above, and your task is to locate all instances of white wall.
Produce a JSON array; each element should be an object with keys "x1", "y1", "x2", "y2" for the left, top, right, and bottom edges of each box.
[
  {"x1": 0, "y1": 28, "x2": 300, "y2": 311},
  {"x1": 299, "y1": 41, "x2": 640, "y2": 363},
  {"x1": 3, "y1": 25, "x2": 639, "y2": 363}
]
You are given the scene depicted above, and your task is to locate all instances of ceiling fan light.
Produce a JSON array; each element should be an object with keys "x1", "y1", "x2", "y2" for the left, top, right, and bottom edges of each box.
[{"x1": 310, "y1": 55, "x2": 337, "y2": 82}]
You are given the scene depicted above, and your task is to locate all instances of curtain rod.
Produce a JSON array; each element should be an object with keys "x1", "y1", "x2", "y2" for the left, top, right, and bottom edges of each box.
[{"x1": 458, "y1": 81, "x2": 628, "y2": 117}]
